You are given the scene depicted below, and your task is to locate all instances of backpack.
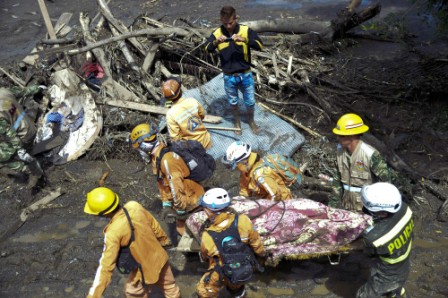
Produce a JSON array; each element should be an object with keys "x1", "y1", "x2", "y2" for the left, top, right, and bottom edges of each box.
[
  {"x1": 256, "y1": 154, "x2": 303, "y2": 188},
  {"x1": 157, "y1": 139, "x2": 216, "y2": 182},
  {"x1": 207, "y1": 214, "x2": 261, "y2": 285}
]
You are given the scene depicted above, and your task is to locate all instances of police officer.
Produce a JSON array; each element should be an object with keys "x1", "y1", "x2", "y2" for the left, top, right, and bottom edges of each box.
[
  {"x1": 0, "y1": 88, "x2": 43, "y2": 187},
  {"x1": 196, "y1": 188, "x2": 266, "y2": 298},
  {"x1": 357, "y1": 182, "x2": 413, "y2": 298},
  {"x1": 323, "y1": 113, "x2": 410, "y2": 211}
]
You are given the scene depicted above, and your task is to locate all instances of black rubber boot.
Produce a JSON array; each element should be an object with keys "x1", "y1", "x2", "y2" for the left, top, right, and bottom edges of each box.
[
  {"x1": 232, "y1": 105, "x2": 242, "y2": 135},
  {"x1": 247, "y1": 107, "x2": 260, "y2": 135}
]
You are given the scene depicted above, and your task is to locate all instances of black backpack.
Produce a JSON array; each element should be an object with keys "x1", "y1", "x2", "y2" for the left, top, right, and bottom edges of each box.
[
  {"x1": 207, "y1": 214, "x2": 262, "y2": 285},
  {"x1": 156, "y1": 140, "x2": 216, "y2": 182}
]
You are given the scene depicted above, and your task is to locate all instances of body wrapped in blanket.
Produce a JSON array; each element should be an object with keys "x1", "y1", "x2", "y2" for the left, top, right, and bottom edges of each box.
[{"x1": 186, "y1": 197, "x2": 372, "y2": 266}]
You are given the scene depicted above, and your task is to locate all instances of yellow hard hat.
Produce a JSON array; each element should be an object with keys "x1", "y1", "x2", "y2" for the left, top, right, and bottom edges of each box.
[
  {"x1": 130, "y1": 123, "x2": 157, "y2": 149},
  {"x1": 332, "y1": 113, "x2": 369, "y2": 136},
  {"x1": 162, "y1": 77, "x2": 182, "y2": 102},
  {"x1": 84, "y1": 187, "x2": 120, "y2": 215}
]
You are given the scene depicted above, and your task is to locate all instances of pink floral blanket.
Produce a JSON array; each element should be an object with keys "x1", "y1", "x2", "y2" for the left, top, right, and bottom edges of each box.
[{"x1": 186, "y1": 197, "x2": 372, "y2": 266}]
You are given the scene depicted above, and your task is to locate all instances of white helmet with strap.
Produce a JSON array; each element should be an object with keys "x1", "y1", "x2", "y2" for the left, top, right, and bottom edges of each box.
[
  {"x1": 222, "y1": 141, "x2": 251, "y2": 169},
  {"x1": 199, "y1": 188, "x2": 231, "y2": 211},
  {"x1": 361, "y1": 182, "x2": 402, "y2": 213}
]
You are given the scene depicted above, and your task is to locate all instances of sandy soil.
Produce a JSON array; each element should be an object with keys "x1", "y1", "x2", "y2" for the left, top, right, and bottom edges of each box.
[{"x1": 1, "y1": 1, "x2": 448, "y2": 298}]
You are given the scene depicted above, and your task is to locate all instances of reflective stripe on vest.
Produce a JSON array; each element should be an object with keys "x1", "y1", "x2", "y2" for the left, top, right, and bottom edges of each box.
[
  {"x1": 213, "y1": 26, "x2": 250, "y2": 62},
  {"x1": 343, "y1": 184, "x2": 362, "y2": 192},
  {"x1": 380, "y1": 239, "x2": 412, "y2": 264},
  {"x1": 373, "y1": 207, "x2": 413, "y2": 247}
]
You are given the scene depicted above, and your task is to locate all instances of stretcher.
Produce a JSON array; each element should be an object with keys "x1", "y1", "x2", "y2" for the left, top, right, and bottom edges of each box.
[{"x1": 175, "y1": 197, "x2": 371, "y2": 267}]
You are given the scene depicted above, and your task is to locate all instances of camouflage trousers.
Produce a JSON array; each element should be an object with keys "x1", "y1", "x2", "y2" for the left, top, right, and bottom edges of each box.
[{"x1": 0, "y1": 142, "x2": 25, "y2": 172}]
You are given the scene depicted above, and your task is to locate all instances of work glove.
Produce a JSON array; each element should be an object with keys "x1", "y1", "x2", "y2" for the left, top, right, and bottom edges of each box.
[
  {"x1": 17, "y1": 149, "x2": 35, "y2": 163},
  {"x1": 161, "y1": 207, "x2": 176, "y2": 224}
]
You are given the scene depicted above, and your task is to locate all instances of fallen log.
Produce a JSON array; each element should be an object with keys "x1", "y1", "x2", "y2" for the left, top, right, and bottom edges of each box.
[
  {"x1": 66, "y1": 27, "x2": 190, "y2": 56},
  {"x1": 104, "y1": 99, "x2": 223, "y2": 124},
  {"x1": 97, "y1": 0, "x2": 147, "y2": 55},
  {"x1": 243, "y1": 18, "x2": 330, "y2": 34}
]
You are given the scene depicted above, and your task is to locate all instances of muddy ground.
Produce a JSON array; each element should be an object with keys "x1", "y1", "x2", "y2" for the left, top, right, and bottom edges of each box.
[{"x1": 1, "y1": 0, "x2": 448, "y2": 297}]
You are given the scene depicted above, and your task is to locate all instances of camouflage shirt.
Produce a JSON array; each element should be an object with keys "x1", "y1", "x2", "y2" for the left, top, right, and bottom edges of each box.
[
  {"x1": 329, "y1": 141, "x2": 410, "y2": 211},
  {"x1": 0, "y1": 118, "x2": 24, "y2": 170}
]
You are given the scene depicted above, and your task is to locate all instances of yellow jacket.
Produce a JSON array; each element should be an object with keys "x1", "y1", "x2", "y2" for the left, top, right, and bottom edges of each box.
[
  {"x1": 238, "y1": 153, "x2": 292, "y2": 201},
  {"x1": 200, "y1": 212, "x2": 265, "y2": 269},
  {"x1": 87, "y1": 201, "x2": 171, "y2": 298},
  {"x1": 152, "y1": 144, "x2": 204, "y2": 211},
  {"x1": 166, "y1": 96, "x2": 211, "y2": 149}
]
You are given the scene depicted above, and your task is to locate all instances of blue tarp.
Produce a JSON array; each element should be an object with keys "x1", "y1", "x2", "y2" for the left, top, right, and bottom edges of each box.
[{"x1": 184, "y1": 74, "x2": 305, "y2": 160}]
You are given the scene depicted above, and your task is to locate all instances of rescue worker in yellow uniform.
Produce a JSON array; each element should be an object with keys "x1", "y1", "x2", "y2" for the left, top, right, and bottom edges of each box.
[
  {"x1": 196, "y1": 188, "x2": 266, "y2": 298},
  {"x1": 357, "y1": 182, "x2": 413, "y2": 298},
  {"x1": 163, "y1": 77, "x2": 211, "y2": 149},
  {"x1": 222, "y1": 141, "x2": 297, "y2": 201},
  {"x1": 0, "y1": 88, "x2": 43, "y2": 187},
  {"x1": 324, "y1": 113, "x2": 410, "y2": 212},
  {"x1": 84, "y1": 187, "x2": 181, "y2": 298},
  {"x1": 130, "y1": 123, "x2": 204, "y2": 237}
]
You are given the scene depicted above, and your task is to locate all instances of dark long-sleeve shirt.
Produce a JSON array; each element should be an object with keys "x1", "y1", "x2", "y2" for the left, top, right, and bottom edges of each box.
[{"x1": 205, "y1": 23, "x2": 263, "y2": 74}]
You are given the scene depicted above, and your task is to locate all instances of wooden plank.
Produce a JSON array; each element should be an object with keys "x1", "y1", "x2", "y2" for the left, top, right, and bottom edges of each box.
[
  {"x1": 105, "y1": 99, "x2": 223, "y2": 124},
  {"x1": 37, "y1": 0, "x2": 57, "y2": 40}
]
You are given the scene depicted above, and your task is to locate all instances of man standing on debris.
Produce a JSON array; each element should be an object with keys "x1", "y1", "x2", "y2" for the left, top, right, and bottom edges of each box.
[
  {"x1": 84, "y1": 187, "x2": 181, "y2": 298},
  {"x1": 0, "y1": 88, "x2": 43, "y2": 187},
  {"x1": 196, "y1": 188, "x2": 266, "y2": 298},
  {"x1": 163, "y1": 77, "x2": 212, "y2": 149},
  {"x1": 222, "y1": 141, "x2": 303, "y2": 201},
  {"x1": 322, "y1": 113, "x2": 411, "y2": 212},
  {"x1": 130, "y1": 123, "x2": 205, "y2": 238},
  {"x1": 357, "y1": 182, "x2": 413, "y2": 298},
  {"x1": 205, "y1": 6, "x2": 263, "y2": 135}
]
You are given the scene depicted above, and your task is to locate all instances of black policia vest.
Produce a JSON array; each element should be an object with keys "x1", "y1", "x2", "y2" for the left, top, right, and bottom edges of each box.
[{"x1": 364, "y1": 202, "x2": 414, "y2": 264}]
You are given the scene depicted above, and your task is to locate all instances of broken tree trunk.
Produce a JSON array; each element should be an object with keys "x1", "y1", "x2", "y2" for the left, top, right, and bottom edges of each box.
[
  {"x1": 320, "y1": 4, "x2": 382, "y2": 41},
  {"x1": 239, "y1": 4, "x2": 381, "y2": 42},
  {"x1": 97, "y1": 0, "x2": 147, "y2": 55},
  {"x1": 242, "y1": 18, "x2": 330, "y2": 34}
]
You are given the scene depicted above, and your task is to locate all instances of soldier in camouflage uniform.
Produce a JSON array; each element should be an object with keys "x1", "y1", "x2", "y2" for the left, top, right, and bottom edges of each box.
[
  {"x1": 324, "y1": 113, "x2": 410, "y2": 212},
  {"x1": 0, "y1": 88, "x2": 43, "y2": 187}
]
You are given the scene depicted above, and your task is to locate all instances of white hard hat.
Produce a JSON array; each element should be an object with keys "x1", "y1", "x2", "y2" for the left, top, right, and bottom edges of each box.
[
  {"x1": 222, "y1": 141, "x2": 251, "y2": 169},
  {"x1": 361, "y1": 182, "x2": 402, "y2": 213},
  {"x1": 199, "y1": 188, "x2": 231, "y2": 212}
]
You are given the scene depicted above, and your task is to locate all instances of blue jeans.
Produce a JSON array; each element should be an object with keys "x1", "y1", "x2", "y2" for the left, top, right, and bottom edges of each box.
[{"x1": 223, "y1": 71, "x2": 255, "y2": 107}]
